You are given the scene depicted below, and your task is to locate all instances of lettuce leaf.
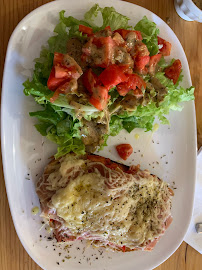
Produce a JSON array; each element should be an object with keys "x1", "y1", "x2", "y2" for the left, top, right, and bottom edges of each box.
[
  {"x1": 117, "y1": 72, "x2": 194, "y2": 132},
  {"x1": 135, "y1": 16, "x2": 159, "y2": 55},
  {"x1": 84, "y1": 4, "x2": 131, "y2": 31},
  {"x1": 29, "y1": 103, "x2": 85, "y2": 158}
]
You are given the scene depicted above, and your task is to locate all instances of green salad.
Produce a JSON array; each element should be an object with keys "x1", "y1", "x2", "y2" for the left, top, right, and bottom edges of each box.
[{"x1": 23, "y1": 4, "x2": 194, "y2": 158}]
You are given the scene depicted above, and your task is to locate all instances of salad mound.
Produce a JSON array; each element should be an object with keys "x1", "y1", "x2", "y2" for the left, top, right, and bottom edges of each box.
[{"x1": 23, "y1": 4, "x2": 194, "y2": 158}]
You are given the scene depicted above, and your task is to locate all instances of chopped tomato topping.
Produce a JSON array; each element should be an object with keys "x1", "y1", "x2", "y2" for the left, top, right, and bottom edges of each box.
[
  {"x1": 89, "y1": 86, "x2": 109, "y2": 111},
  {"x1": 82, "y1": 69, "x2": 99, "y2": 94},
  {"x1": 116, "y1": 144, "x2": 133, "y2": 160},
  {"x1": 164, "y1": 59, "x2": 182, "y2": 84},
  {"x1": 50, "y1": 88, "x2": 62, "y2": 103},
  {"x1": 149, "y1": 54, "x2": 162, "y2": 68},
  {"x1": 47, "y1": 52, "x2": 83, "y2": 102},
  {"x1": 47, "y1": 67, "x2": 67, "y2": 91},
  {"x1": 148, "y1": 54, "x2": 162, "y2": 73},
  {"x1": 92, "y1": 37, "x2": 116, "y2": 68},
  {"x1": 117, "y1": 73, "x2": 146, "y2": 96},
  {"x1": 135, "y1": 55, "x2": 150, "y2": 71},
  {"x1": 118, "y1": 64, "x2": 133, "y2": 74},
  {"x1": 158, "y1": 36, "x2": 172, "y2": 56},
  {"x1": 122, "y1": 245, "x2": 126, "y2": 252},
  {"x1": 53, "y1": 52, "x2": 64, "y2": 65},
  {"x1": 105, "y1": 26, "x2": 111, "y2": 31},
  {"x1": 98, "y1": 64, "x2": 127, "y2": 90},
  {"x1": 54, "y1": 65, "x2": 69, "y2": 79},
  {"x1": 79, "y1": 25, "x2": 93, "y2": 35},
  {"x1": 92, "y1": 36, "x2": 115, "y2": 47},
  {"x1": 133, "y1": 42, "x2": 150, "y2": 58}
]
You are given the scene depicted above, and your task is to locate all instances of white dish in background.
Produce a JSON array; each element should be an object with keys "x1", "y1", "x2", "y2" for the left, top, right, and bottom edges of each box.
[
  {"x1": 174, "y1": 0, "x2": 202, "y2": 22},
  {"x1": 1, "y1": 0, "x2": 197, "y2": 269}
]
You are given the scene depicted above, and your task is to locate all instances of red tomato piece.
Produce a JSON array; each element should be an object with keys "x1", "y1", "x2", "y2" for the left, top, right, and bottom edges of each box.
[
  {"x1": 116, "y1": 83, "x2": 130, "y2": 96},
  {"x1": 54, "y1": 65, "x2": 69, "y2": 79},
  {"x1": 116, "y1": 144, "x2": 133, "y2": 160},
  {"x1": 98, "y1": 65, "x2": 127, "y2": 90},
  {"x1": 105, "y1": 26, "x2": 111, "y2": 31},
  {"x1": 158, "y1": 36, "x2": 172, "y2": 56},
  {"x1": 92, "y1": 37, "x2": 116, "y2": 68},
  {"x1": 118, "y1": 64, "x2": 133, "y2": 74},
  {"x1": 82, "y1": 69, "x2": 99, "y2": 94},
  {"x1": 122, "y1": 246, "x2": 126, "y2": 252},
  {"x1": 53, "y1": 52, "x2": 64, "y2": 65},
  {"x1": 50, "y1": 88, "x2": 62, "y2": 103},
  {"x1": 149, "y1": 54, "x2": 162, "y2": 68},
  {"x1": 79, "y1": 25, "x2": 93, "y2": 35},
  {"x1": 89, "y1": 86, "x2": 109, "y2": 111},
  {"x1": 117, "y1": 73, "x2": 146, "y2": 96},
  {"x1": 164, "y1": 59, "x2": 182, "y2": 84},
  {"x1": 47, "y1": 67, "x2": 67, "y2": 91},
  {"x1": 135, "y1": 31, "x2": 143, "y2": 41},
  {"x1": 92, "y1": 36, "x2": 115, "y2": 47},
  {"x1": 135, "y1": 55, "x2": 150, "y2": 71}
]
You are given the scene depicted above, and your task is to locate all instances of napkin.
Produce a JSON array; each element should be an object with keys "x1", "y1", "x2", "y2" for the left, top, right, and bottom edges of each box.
[{"x1": 184, "y1": 148, "x2": 202, "y2": 254}]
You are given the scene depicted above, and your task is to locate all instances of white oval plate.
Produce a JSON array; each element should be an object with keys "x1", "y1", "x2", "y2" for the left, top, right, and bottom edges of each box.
[{"x1": 1, "y1": 0, "x2": 197, "y2": 269}]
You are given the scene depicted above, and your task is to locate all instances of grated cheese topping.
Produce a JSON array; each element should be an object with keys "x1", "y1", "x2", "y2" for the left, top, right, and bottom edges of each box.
[{"x1": 37, "y1": 154, "x2": 173, "y2": 249}]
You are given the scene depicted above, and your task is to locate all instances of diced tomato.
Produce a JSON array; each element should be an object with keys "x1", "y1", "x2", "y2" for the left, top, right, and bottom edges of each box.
[
  {"x1": 82, "y1": 69, "x2": 99, "y2": 94},
  {"x1": 149, "y1": 54, "x2": 162, "y2": 68},
  {"x1": 158, "y1": 36, "x2": 172, "y2": 56},
  {"x1": 118, "y1": 64, "x2": 133, "y2": 74},
  {"x1": 116, "y1": 85, "x2": 129, "y2": 96},
  {"x1": 114, "y1": 29, "x2": 142, "y2": 41},
  {"x1": 92, "y1": 36, "x2": 115, "y2": 47},
  {"x1": 135, "y1": 55, "x2": 150, "y2": 71},
  {"x1": 89, "y1": 86, "x2": 109, "y2": 111},
  {"x1": 56, "y1": 81, "x2": 72, "y2": 93},
  {"x1": 117, "y1": 73, "x2": 146, "y2": 96},
  {"x1": 79, "y1": 25, "x2": 93, "y2": 35},
  {"x1": 164, "y1": 59, "x2": 182, "y2": 84},
  {"x1": 148, "y1": 54, "x2": 162, "y2": 74},
  {"x1": 82, "y1": 37, "x2": 115, "y2": 68},
  {"x1": 122, "y1": 246, "x2": 126, "y2": 252},
  {"x1": 92, "y1": 37, "x2": 116, "y2": 68},
  {"x1": 135, "y1": 31, "x2": 143, "y2": 41},
  {"x1": 99, "y1": 65, "x2": 127, "y2": 90},
  {"x1": 116, "y1": 144, "x2": 133, "y2": 160},
  {"x1": 47, "y1": 67, "x2": 67, "y2": 91},
  {"x1": 54, "y1": 65, "x2": 69, "y2": 79},
  {"x1": 133, "y1": 42, "x2": 150, "y2": 58},
  {"x1": 105, "y1": 26, "x2": 111, "y2": 31},
  {"x1": 53, "y1": 52, "x2": 64, "y2": 65},
  {"x1": 50, "y1": 88, "x2": 62, "y2": 103}
]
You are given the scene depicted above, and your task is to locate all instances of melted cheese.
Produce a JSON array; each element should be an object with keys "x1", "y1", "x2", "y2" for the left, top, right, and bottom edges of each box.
[{"x1": 49, "y1": 157, "x2": 172, "y2": 248}]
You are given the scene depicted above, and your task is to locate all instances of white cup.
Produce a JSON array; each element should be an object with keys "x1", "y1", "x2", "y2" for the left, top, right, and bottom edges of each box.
[{"x1": 174, "y1": 0, "x2": 202, "y2": 22}]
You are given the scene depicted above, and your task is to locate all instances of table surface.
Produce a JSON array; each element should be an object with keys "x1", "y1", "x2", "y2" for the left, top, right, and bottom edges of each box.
[{"x1": 0, "y1": 0, "x2": 202, "y2": 269}]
